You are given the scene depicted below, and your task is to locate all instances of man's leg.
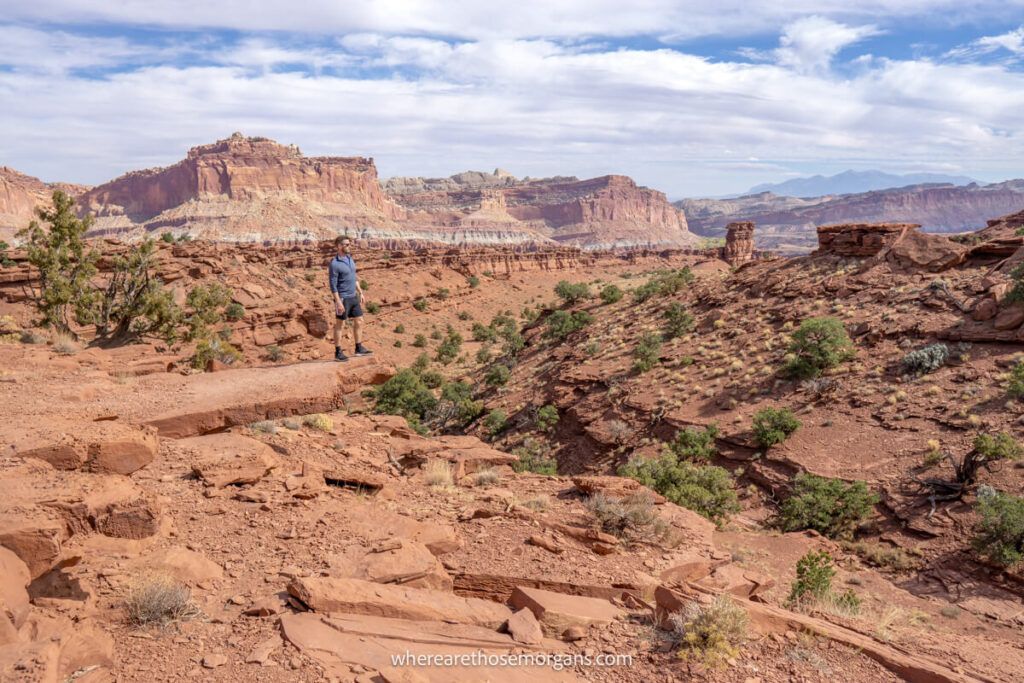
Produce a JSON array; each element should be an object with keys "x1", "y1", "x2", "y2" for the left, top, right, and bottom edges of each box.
[
  {"x1": 350, "y1": 317, "x2": 363, "y2": 346},
  {"x1": 333, "y1": 316, "x2": 349, "y2": 361}
]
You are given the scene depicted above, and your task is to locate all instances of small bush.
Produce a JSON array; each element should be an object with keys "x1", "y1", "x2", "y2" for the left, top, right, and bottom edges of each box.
[
  {"x1": 457, "y1": 310, "x2": 471, "y2": 321},
  {"x1": 424, "y1": 460, "x2": 453, "y2": 488},
  {"x1": 779, "y1": 473, "x2": 878, "y2": 540},
  {"x1": 472, "y1": 322, "x2": 498, "y2": 342},
  {"x1": 844, "y1": 541, "x2": 920, "y2": 571},
  {"x1": 600, "y1": 284, "x2": 623, "y2": 304},
  {"x1": 265, "y1": 344, "x2": 283, "y2": 361},
  {"x1": 974, "y1": 432, "x2": 1023, "y2": 461},
  {"x1": 670, "y1": 595, "x2": 748, "y2": 668},
  {"x1": 784, "y1": 317, "x2": 854, "y2": 379},
  {"x1": 393, "y1": 323, "x2": 405, "y2": 334},
  {"x1": 973, "y1": 486, "x2": 1024, "y2": 567},
  {"x1": 412, "y1": 298, "x2": 428, "y2": 312},
  {"x1": 360, "y1": 279, "x2": 369, "y2": 291},
  {"x1": 160, "y1": 232, "x2": 175, "y2": 243},
  {"x1": 483, "y1": 409, "x2": 508, "y2": 436},
  {"x1": 545, "y1": 309, "x2": 592, "y2": 340},
  {"x1": 125, "y1": 573, "x2": 200, "y2": 627},
  {"x1": 554, "y1": 280, "x2": 591, "y2": 304},
  {"x1": 435, "y1": 327, "x2": 463, "y2": 365},
  {"x1": 224, "y1": 302, "x2": 245, "y2": 321},
  {"x1": 787, "y1": 550, "x2": 862, "y2": 615},
  {"x1": 535, "y1": 404, "x2": 559, "y2": 432},
  {"x1": 485, "y1": 363, "x2": 512, "y2": 387},
  {"x1": 666, "y1": 424, "x2": 719, "y2": 462},
  {"x1": 303, "y1": 413, "x2": 334, "y2": 432},
  {"x1": 586, "y1": 492, "x2": 666, "y2": 541},
  {"x1": 251, "y1": 420, "x2": 277, "y2": 434},
  {"x1": 433, "y1": 381, "x2": 484, "y2": 427},
  {"x1": 192, "y1": 336, "x2": 242, "y2": 369},
  {"x1": 751, "y1": 407, "x2": 800, "y2": 447},
  {"x1": 1008, "y1": 361, "x2": 1024, "y2": 398},
  {"x1": 370, "y1": 368, "x2": 438, "y2": 426},
  {"x1": 620, "y1": 454, "x2": 739, "y2": 524},
  {"x1": 632, "y1": 332, "x2": 662, "y2": 373},
  {"x1": 633, "y1": 268, "x2": 695, "y2": 303},
  {"x1": 434, "y1": 288, "x2": 450, "y2": 300},
  {"x1": 393, "y1": 340, "x2": 403, "y2": 348},
  {"x1": 468, "y1": 275, "x2": 480, "y2": 288},
  {"x1": 366, "y1": 301, "x2": 380, "y2": 314},
  {"x1": 475, "y1": 345, "x2": 492, "y2": 364},
  {"x1": 663, "y1": 303, "x2": 694, "y2": 339},
  {"x1": 512, "y1": 441, "x2": 558, "y2": 475},
  {"x1": 20, "y1": 329, "x2": 45, "y2": 344},
  {"x1": 412, "y1": 334, "x2": 427, "y2": 348},
  {"x1": 900, "y1": 343, "x2": 949, "y2": 375},
  {"x1": 51, "y1": 332, "x2": 80, "y2": 355}
]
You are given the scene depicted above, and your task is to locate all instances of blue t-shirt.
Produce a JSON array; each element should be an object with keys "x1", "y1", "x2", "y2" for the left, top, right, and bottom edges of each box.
[{"x1": 329, "y1": 255, "x2": 358, "y2": 298}]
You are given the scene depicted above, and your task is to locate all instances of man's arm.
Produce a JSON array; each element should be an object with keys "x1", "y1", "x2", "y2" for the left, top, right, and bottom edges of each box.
[{"x1": 329, "y1": 262, "x2": 343, "y2": 312}]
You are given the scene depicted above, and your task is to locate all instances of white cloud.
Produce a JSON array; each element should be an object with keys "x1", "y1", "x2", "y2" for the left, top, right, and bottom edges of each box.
[
  {"x1": 947, "y1": 26, "x2": 1024, "y2": 60},
  {"x1": 773, "y1": 16, "x2": 880, "y2": 73}
]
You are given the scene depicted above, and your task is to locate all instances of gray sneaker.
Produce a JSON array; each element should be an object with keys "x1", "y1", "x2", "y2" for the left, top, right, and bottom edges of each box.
[{"x1": 354, "y1": 344, "x2": 373, "y2": 356}]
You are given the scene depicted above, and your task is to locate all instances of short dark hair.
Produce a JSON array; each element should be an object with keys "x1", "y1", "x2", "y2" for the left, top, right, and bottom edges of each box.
[{"x1": 334, "y1": 235, "x2": 350, "y2": 247}]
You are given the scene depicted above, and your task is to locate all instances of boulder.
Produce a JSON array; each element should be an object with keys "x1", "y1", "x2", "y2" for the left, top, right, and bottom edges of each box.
[
  {"x1": 571, "y1": 476, "x2": 665, "y2": 504},
  {"x1": 694, "y1": 564, "x2": 774, "y2": 599},
  {"x1": 993, "y1": 306, "x2": 1024, "y2": 331},
  {"x1": 14, "y1": 422, "x2": 158, "y2": 475},
  {"x1": 345, "y1": 503, "x2": 461, "y2": 556},
  {"x1": 288, "y1": 577, "x2": 511, "y2": 629},
  {"x1": 328, "y1": 540, "x2": 452, "y2": 591},
  {"x1": 185, "y1": 433, "x2": 280, "y2": 488},
  {"x1": 0, "y1": 547, "x2": 30, "y2": 631},
  {"x1": 509, "y1": 586, "x2": 623, "y2": 637},
  {"x1": 0, "y1": 513, "x2": 66, "y2": 579},
  {"x1": 881, "y1": 229, "x2": 967, "y2": 272},
  {"x1": 506, "y1": 607, "x2": 543, "y2": 645},
  {"x1": 140, "y1": 546, "x2": 223, "y2": 584}
]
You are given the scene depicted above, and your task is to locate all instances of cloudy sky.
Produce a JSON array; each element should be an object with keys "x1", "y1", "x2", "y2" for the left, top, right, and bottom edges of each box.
[{"x1": 2, "y1": 1, "x2": 1024, "y2": 197}]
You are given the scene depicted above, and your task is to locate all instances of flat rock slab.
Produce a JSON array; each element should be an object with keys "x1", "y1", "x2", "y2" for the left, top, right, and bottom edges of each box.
[
  {"x1": 288, "y1": 577, "x2": 511, "y2": 629},
  {"x1": 14, "y1": 422, "x2": 158, "y2": 475},
  {"x1": 329, "y1": 540, "x2": 452, "y2": 591},
  {"x1": 182, "y1": 433, "x2": 280, "y2": 488},
  {"x1": 142, "y1": 358, "x2": 393, "y2": 438},
  {"x1": 343, "y1": 501, "x2": 461, "y2": 557},
  {"x1": 509, "y1": 586, "x2": 623, "y2": 637},
  {"x1": 280, "y1": 613, "x2": 576, "y2": 683}
]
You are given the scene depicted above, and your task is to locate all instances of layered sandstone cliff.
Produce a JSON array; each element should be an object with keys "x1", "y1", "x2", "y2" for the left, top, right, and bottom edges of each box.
[
  {"x1": 0, "y1": 167, "x2": 87, "y2": 241},
  {"x1": 388, "y1": 170, "x2": 695, "y2": 248}
]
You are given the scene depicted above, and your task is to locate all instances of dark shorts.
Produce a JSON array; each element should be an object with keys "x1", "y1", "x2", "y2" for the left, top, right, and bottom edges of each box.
[{"x1": 335, "y1": 296, "x2": 363, "y2": 321}]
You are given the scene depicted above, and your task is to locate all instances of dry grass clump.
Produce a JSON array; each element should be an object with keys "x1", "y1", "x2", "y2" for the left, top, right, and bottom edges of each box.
[
  {"x1": 520, "y1": 494, "x2": 550, "y2": 511},
  {"x1": 586, "y1": 492, "x2": 670, "y2": 543},
  {"x1": 424, "y1": 460, "x2": 454, "y2": 488},
  {"x1": 303, "y1": 413, "x2": 334, "y2": 432},
  {"x1": 251, "y1": 420, "x2": 278, "y2": 435},
  {"x1": 472, "y1": 467, "x2": 500, "y2": 487},
  {"x1": 51, "y1": 332, "x2": 79, "y2": 355},
  {"x1": 125, "y1": 573, "x2": 201, "y2": 627},
  {"x1": 670, "y1": 595, "x2": 748, "y2": 668}
]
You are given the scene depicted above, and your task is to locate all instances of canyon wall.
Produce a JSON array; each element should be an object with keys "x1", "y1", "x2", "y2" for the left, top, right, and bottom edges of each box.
[{"x1": 0, "y1": 167, "x2": 88, "y2": 242}]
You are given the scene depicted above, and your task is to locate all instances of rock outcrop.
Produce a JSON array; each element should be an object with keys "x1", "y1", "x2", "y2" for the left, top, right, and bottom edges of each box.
[
  {"x1": 721, "y1": 221, "x2": 755, "y2": 266},
  {"x1": 0, "y1": 167, "x2": 87, "y2": 241},
  {"x1": 815, "y1": 223, "x2": 919, "y2": 257}
]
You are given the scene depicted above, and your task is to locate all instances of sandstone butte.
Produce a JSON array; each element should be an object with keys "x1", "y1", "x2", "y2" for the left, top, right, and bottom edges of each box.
[
  {"x1": 0, "y1": 133, "x2": 698, "y2": 250},
  {"x1": 5, "y1": 189, "x2": 1024, "y2": 680}
]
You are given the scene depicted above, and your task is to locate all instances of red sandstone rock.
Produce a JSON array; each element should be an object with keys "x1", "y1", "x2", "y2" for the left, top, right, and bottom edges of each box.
[
  {"x1": 328, "y1": 540, "x2": 453, "y2": 591},
  {"x1": 816, "y1": 223, "x2": 919, "y2": 257},
  {"x1": 722, "y1": 221, "x2": 755, "y2": 266},
  {"x1": 506, "y1": 607, "x2": 544, "y2": 645},
  {"x1": 185, "y1": 433, "x2": 280, "y2": 488},
  {"x1": 509, "y1": 586, "x2": 623, "y2": 637}
]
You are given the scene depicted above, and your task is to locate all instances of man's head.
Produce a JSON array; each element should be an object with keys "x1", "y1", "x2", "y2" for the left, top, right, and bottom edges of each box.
[{"x1": 335, "y1": 235, "x2": 352, "y2": 255}]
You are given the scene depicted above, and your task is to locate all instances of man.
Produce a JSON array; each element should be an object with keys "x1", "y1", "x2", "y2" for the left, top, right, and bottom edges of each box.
[{"x1": 328, "y1": 235, "x2": 372, "y2": 362}]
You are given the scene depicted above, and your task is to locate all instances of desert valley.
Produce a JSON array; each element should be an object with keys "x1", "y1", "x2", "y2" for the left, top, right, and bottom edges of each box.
[{"x1": 0, "y1": 128, "x2": 1023, "y2": 683}]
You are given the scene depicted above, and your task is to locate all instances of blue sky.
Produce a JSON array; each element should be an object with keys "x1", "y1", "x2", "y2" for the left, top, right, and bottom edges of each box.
[{"x1": 2, "y1": 1, "x2": 1024, "y2": 197}]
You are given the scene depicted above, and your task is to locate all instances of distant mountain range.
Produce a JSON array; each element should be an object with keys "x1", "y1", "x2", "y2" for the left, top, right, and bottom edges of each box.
[
  {"x1": 747, "y1": 170, "x2": 977, "y2": 197},
  {"x1": 678, "y1": 179, "x2": 1024, "y2": 255}
]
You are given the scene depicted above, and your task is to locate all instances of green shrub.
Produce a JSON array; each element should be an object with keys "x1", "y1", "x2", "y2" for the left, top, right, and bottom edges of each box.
[
  {"x1": 779, "y1": 473, "x2": 878, "y2": 539},
  {"x1": 900, "y1": 343, "x2": 949, "y2": 375},
  {"x1": 787, "y1": 550, "x2": 835, "y2": 608},
  {"x1": 224, "y1": 302, "x2": 245, "y2": 321},
  {"x1": 973, "y1": 487, "x2": 1024, "y2": 567},
  {"x1": 160, "y1": 232, "x2": 175, "y2": 244},
  {"x1": 457, "y1": 310, "x2": 471, "y2": 321},
  {"x1": 412, "y1": 334, "x2": 427, "y2": 348},
  {"x1": 94, "y1": 238, "x2": 181, "y2": 342},
  {"x1": 192, "y1": 336, "x2": 242, "y2": 370},
  {"x1": 599, "y1": 284, "x2": 623, "y2": 304},
  {"x1": 472, "y1": 322, "x2": 498, "y2": 342},
  {"x1": 632, "y1": 268, "x2": 694, "y2": 303},
  {"x1": 1007, "y1": 263, "x2": 1024, "y2": 304},
  {"x1": 434, "y1": 381, "x2": 484, "y2": 427},
  {"x1": 667, "y1": 424, "x2": 719, "y2": 462},
  {"x1": 393, "y1": 323, "x2": 405, "y2": 334},
  {"x1": 265, "y1": 344, "x2": 284, "y2": 361},
  {"x1": 974, "y1": 431, "x2": 1024, "y2": 461},
  {"x1": 671, "y1": 595, "x2": 748, "y2": 668},
  {"x1": 0, "y1": 241, "x2": 12, "y2": 268},
  {"x1": 434, "y1": 287, "x2": 450, "y2": 300},
  {"x1": 485, "y1": 363, "x2": 511, "y2": 387},
  {"x1": 468, "y1": 275, "x2": 480, "y2": 288},
  {"x1": 545, "y1": 310, "x2": 592, "y2": 340},
  {"x1": 554, "y1": 280, "x2": 590, "y2": 304},
  {"x1": 512, "y1": 440, "x2": 558, "y2": 475},
  {"x1": 663, "y1": 303, "x2": 694, "y2": 339},
  {"x1": 751, "y1": 407, "x2": 800, "y2": 447},
  {"x1": 412, "y1": 298, "x2": 428, "y2": 312},
  {"x1": 1008, "y1": 361, "x2": 1024, "y2": 398},
  {"x1": 586, "y1": 492, "x2": 666, "y2": 541},
  {"x1": 632, "y1": 332, "x2": 662, "y2": 373},
  {"x1": 475, "y1": 344, "x2": 492, "y2": 364},
  {"x1": 784, "y1": 317, "x2": 854, "y2": 378},
  {"x1": 535, "y1": 404, "x2": 559, "y2": 432},
  {"x1": 366, "y1": 301, "x2": 380, "y2": 314},
  {"x1": 370, "y1": 368, "x2": 438, "y2": 427},
  {"x1": 620, "y1": 454, "x2": 739, "y2": 524},
  {"x1": 483, "y1": 409, "x2": 508, "y2": 436},
  {"x1": 434, "y1": 326, "x2": 463, "y2": 365}
]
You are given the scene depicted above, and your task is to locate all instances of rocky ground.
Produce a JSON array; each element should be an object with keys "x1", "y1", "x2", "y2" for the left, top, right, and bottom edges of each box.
[{"x1": 1, "y1": 222, "x2": 1023, "y2": 681}]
